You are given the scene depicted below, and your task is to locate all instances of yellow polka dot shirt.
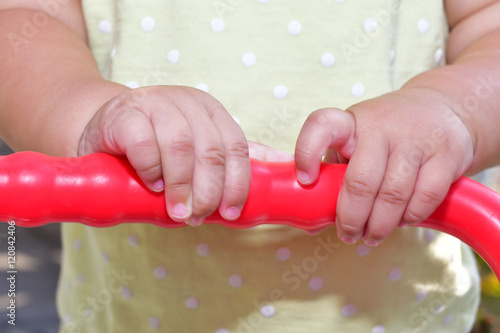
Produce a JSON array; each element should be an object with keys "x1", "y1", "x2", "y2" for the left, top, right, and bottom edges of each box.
[{"x1": 57, "y1": 1, "x2": 481, "y2": 332}]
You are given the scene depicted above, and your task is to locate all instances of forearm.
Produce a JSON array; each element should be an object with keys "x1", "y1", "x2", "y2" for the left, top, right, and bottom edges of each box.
[
  {"x1": 0, "y1": 9, "x2": 128, "y2": 156},
  {"x1": 402, "y1": 28, "x2": 500, "y2": 174}
]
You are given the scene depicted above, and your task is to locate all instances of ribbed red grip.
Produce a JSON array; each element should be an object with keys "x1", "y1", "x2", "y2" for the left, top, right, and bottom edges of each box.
[{"x1": 0, "y1": 152, "x2": 499, "y2": 279}]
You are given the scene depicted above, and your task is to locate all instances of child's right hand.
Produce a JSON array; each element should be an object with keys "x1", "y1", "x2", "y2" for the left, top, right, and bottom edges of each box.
[{"x1": 77, "y1": 86, "x2": 251, "y2": 226}]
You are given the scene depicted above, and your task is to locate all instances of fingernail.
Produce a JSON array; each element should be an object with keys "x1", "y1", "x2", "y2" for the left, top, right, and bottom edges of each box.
[
  {"x1": 363, "y1": 238, "x2": 381, "y2": 247},
  {"x1": 338, "y1": 233, "x2": 357, "y2": 244},
  {"x1": 187, "y1": 216, "x2": 204, "y2": 227},
  {"x1": 171, "y1": 203, "x2": 188, "y2": 220},
  {"x1": 225, "y1": 206, "x2": 241, "y2": 220},
  {"x1": 152, "y1": 179, "x2": 165, "y2": 192},
  {"x1": 297, "y1": 171, "x2": 312, "y2": 185}
]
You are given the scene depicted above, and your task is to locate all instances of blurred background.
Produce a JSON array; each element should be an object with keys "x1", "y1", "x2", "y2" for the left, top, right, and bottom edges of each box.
[
  {"x1": 0, "y1": 140, "x2": 61, "y2": 333},
  {"x1": 0, "y1": 138, "x2": 498, "y2": 332}
]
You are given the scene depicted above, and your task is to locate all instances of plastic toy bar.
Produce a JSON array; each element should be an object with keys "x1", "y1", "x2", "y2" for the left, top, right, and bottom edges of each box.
[{"x1": 0, "y1": 152, "x2": 499, "y2": 279}]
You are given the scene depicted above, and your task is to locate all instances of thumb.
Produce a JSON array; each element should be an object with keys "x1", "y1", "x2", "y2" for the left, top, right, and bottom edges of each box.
[{"x1": 295, "y1": 108, "x2": 356, "y2": 185}]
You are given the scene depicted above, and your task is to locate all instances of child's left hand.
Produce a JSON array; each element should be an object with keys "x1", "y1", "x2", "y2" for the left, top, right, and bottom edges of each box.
[{"x1": 294, "y1": 87, "x2": 474, "y2": 246}]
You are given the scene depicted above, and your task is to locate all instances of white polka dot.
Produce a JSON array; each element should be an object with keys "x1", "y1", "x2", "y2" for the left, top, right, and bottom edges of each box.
[
  {"x1": 216, "y1": 329, "x2": 230, "y2": 333},
  {"x1": 242, "y1": 52, "x2": 257, "y2": 67},
  {"x1": 229, "y1": 274, "x2": 243, "y2": 288},
  {"x1": 351, "y1": 82, "x2": 365, "y2": 98},
  {"x1": 342, "y1": 304, "x2": 356, "y2": 317},
  {"x1": 417, "y1": 19, "x2": 429, "y2": 34},
  {"x1": 126, "y1": 81, "x2": 139, "y2": 89},
  {"x1": 276, "y1": 247, "x2": 291, "y2": 261},
  {"x1": 110, "y1": 48, "x2": 116, "y2": 60},
  {"x1": 443, "y1": 314, "x2": 452, "y2": 326},
  {"x1": 416, "y1": 290, "x2": 427, "y2": 301},
  {"x1": 424, "y1": 229, "x2": 436, "y2": 243},
  {"x1": 233, "y1": 116, "x2": 241, "y2": 125},
  {"x1": 390, "y1": 49, "x2": 395, "y2": 64},
  {"x1": 167, "y1": 49, "x2": 180, "y2": 64},
  {"x1": 121, "y1": 286, "x2": 132, "y2": 299},
  {"x1": 77, "y1": 274, "x2": 84, "y2": 284},
  {"x1": 154, "y1": 266, "x2": 167, "y2": 279},
  {"x1": 98, "y1": 20, "x2": 112, "y2": 34},
  {"x1": 73, "y1": 239, "x2": 82, "y2": 251},
  {"x1": 364, "y1": 18, "x2": 378, "y2": 32},
  {"x1": 63, "y1": 314, "x2": 71, "y2": 324},
  {"x1": 196, "y1": 83, "x2": 209, "y2": 93},
  {"x1": 211, "y1": 18, "x2": 226, "y2": 32},
  {"x1": 287, "y1": 20, "x2": 302, "y2": 35},
  {"x1": 309, "y1": 277, "x2": 324, "y2": 291},
  {"x1": 128, "y1": 234, "x2": 139, "y2": 247},
  {"x1": 186, "y1": 297, "x2": 199, "y2": 309},
  {"x1": 433, "y1": 304, "x2": 444, "y2": 314},
  {"x1": 149, "y1": 316, "x2": 160, "y2": 330},
  {"x1": 273, "y1": 85, "x2": 288, "y2": 99},
  {"x1": 102, "y1": 252, "x2": 109, "y2": 263},
  {"x1": 389, "y1": 268, "x2": 402, "y2": 281},
  {"x1": 256, "y1": 0, "x2": 269, "y2": 3},
  {"x1": 335, "y1": 0, "x2": 345, "y2": 3},
  {"x1": 141, "y1": 17, "x2": 156, "y2": 31},
  {"x1": 435, "y1": 48, "x2": 444, "y2": 63},
  {"x1": 372, "y1": 326, "x2": 386, "y2": 333},
  {"x1": 197, "y1": 243, "x2": 211, "y2": 256},
  {"x1": 356, "y1": 243, "x2": 371, "y2": 257},
  {"x1": 260, "y1": 305, "x2": 275, "y2": 318},
  {"x1": 321, "y1": 53, "x2": 336, "y2": 67}
]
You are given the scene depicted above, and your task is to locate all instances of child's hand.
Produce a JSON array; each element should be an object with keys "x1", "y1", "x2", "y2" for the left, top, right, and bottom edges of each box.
[
  {"x1": 78, "y1": 86, "x2": 251, "y2": 226},
  {"x1": 295, "y1": 88, "x2": 474, "y2": 246}
]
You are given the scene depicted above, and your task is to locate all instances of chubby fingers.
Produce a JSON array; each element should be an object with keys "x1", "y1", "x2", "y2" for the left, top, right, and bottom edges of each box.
[
  {"x1": 152, "y1": 88, "x2": 250, "y2": 225},
  {"x1": 295, "y1": 108, "x2": 356, "y2": 184},
  {"x1": 78, "y1": 95, "x2": 164, "y2": 192},
  {"x1": 195, "y1": 97, "x2": 251, "y2": 223},
  {"x1": 344, "y1": 142, "x2": 421, "y2": 245},
  {"x1": 402, "y1": 157, "x2": 453, "y2": 225},
  {"x1": 80, "y1": 87, "x2": 251, "y2": 226},
  {"x1": 334, "y1": 132, "x2": 388, "y2": 244}
]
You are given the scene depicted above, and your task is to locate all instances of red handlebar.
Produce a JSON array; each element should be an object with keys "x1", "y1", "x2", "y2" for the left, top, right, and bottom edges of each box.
[{"x1": 1, "y1": 152, "x2": 499, "y2": 279}]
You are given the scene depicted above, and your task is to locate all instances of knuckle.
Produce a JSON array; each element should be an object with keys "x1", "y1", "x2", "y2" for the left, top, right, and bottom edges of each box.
[
  {"x1": 225, "y1": 141, "x2": 250, "y2": 159},
  {"x1": 197, "y1": 147, "x2": 225, "y2": 167},
  {"x1": 294, "y1": 143, "x2": 316, "y2": 160},
  {"x1": 135, "y1": 162, "x2": 161, "y2": 180},
  {"x1": 417, "y1": 187, "x2": 443, "y2": 206},
  {"x1": 167, "y1": 134, "x2": 195, "y2": 156},
  {"x1": 225, "y1": 179, "x2": 251, "y2": 199},
  {"x1": 133, "y1": 136, "x2": 158, "y2": 151},
  {"x1": 403, "y1": 188, "x2": 443, "y2": 224},
  {"x1": 377, "y1": 186, "x2": 409, "y2": 206},
  {"x1": 165, "y1": 180, "x2": 190, "y2": 192},
  {"x1": 344, "y1": 178, "x2": 376, "y2": 199},
  {"x1": 306, "y1": 109, "x2": 333, "y2": 127}
]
